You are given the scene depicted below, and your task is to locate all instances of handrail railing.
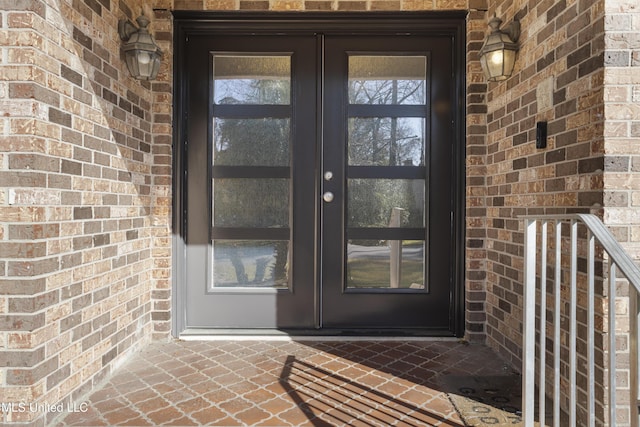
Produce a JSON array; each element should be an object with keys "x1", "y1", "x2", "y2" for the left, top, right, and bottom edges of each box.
[{"x1": 522, "y1": 214, "x2": 640, "y2": 427}]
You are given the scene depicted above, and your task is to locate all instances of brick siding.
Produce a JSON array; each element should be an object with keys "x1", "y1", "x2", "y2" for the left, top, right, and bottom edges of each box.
[
  {"x1": 603, "y1": 1, "x2": 640, "y2": 425},
  {"x1": 482, "y1": 1, "x2": 608, "y2": 424},
  {"x1": 603, "y1": 5, "x2": 640, "y2": 269},
  {"x1": 0, "y1": 1, "x2": 171, "y2": 424},
  {"x1": 483, "y1": 0, "x2": 606, "y2": 365}
]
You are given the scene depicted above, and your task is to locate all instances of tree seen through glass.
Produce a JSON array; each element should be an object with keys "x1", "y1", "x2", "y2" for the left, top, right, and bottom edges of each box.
[{"x1": 210, "y1": 54, "x2": 428, "y2": 286}]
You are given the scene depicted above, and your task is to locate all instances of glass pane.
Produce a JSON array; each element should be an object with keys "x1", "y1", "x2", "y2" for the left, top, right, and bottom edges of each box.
[
  {"x1": 213, "y1": 55, "x2": 291, "y2": 105},
  {"x1": 211, "y1": 240, "x2": 289, "y2": 289},
  {"x1": 347, "y1": 240, "x2": 424, "y2": 289},
  {"x1": 348, "y1": 56, "x2": 426, "y2": 105},
  {"x1": 349, "y1": 117, "x2": 425, "y2": 166},
  {"x1": 213, "y1": 118, "x2": 290, "y2": 166},
  {"x1": 213, "y1": 179, "x2": 289, "y2": 228},
  {"x1": 348, "y1": 179, "x2": 424, "y2": 228}
]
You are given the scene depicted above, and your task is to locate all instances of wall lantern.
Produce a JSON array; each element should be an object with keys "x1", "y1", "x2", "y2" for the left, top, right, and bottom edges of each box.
[
  {"x1": 118, "y1": 14, "x2": 162, "y2": 81},
  {"x1": 479, "y1": 15, "x2": 520, "y2": 82}
]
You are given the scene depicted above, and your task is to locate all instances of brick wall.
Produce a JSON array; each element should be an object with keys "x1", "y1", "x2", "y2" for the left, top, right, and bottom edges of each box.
[
  {"x1": 466, "y1": 3, "x2": 490, "y2": 343},
  {"x1": 148, "y1": 9, "x2": 174, "y2": 341},
  {"x1": 603, "y1": 1, "x2": 640, "y2": 425},
  {"x1": 603, "y1": 4, "x2": 640, "y2": 278},
  {"x1": 0, "y1": 0, "x2": 171, "y2": 424},
  {"x1": 483, "y1": 0, "x2": 605, "y2": 359}
]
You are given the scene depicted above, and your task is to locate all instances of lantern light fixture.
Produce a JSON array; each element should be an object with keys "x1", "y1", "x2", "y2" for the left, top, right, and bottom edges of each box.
[
  {"x1": 118, "y1": 14, "x2": 163, "y2": 81},
  {"x1": 479, "y1": 15, "x2": 520, "y2": 82}
]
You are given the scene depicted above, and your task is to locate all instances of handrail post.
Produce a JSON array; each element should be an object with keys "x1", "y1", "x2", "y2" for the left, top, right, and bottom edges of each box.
[
  {"x1": 539, "y1": 221, "x2": 548, "y2": 425},
  {"x1": 570, "y1": 220, "x2": 578, "y2": 426},
  {"x1": 553, "y1": 220, "x2": 561, "y2": 427},
  {"x1": 587, "y1": 230, "x2": 595, "y2": 427},
  {"x1": 523, "y1": 218, "x2": 537, "y2": 427},
  {"x1": 631, "y1": 290, "x2": 639, "y2": 427},
  {"x1": 610, "y1": 263, "x2": 618, "y2": 427}
]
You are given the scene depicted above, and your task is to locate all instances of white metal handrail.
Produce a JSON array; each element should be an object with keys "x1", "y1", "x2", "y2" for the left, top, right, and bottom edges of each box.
[{"x1": 523, "y1": 214, "x2": 640, "y2": 427}]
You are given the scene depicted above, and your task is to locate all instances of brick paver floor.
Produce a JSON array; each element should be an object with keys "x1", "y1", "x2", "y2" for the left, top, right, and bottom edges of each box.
[{"x1": 55, "y1": 339, "x2": 510, "y2": 426}]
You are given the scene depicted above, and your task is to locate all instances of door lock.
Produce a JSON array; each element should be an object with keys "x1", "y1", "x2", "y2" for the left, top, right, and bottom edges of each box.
[
  {"x1": 323, "y1": 192, "x2": 334, "y2": 203},
  {"x1": 324, "y1": 171, "x2": 333, "y2": 181}
]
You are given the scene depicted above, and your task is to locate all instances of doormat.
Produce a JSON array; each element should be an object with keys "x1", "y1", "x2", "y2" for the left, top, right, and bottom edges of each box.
[{"x1": 441, "y1": 375, "x2": 550, "y2": 426}]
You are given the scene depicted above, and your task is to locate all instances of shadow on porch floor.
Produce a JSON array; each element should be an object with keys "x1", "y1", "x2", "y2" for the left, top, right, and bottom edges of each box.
[{"x1": 54, "y1": 340, "x2": 517, "y2": 426}]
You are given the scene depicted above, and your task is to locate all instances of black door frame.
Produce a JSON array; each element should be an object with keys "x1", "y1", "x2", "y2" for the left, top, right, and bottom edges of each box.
[{"x1": 172, "y1": 12, "x2": 467, "y2": 337}]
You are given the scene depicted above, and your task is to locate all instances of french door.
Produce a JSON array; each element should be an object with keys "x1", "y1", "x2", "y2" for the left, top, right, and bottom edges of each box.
[{"x1": 176, "y1": 14, "x2": 465, "y2": 335}]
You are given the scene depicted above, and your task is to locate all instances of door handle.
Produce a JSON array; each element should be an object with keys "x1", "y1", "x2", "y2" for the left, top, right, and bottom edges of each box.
[{"x1": 323, "y1": 192, "x2": 334, "y2": 203}]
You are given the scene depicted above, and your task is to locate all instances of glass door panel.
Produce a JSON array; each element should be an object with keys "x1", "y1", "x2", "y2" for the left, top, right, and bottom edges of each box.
[
  {"x1": 348, "y1": 117, "x2": 425, "y2": 167},
  {"x1": 211, "y1": 54, "x2": 292, "y2": 291},
  {"x1": 213, "y1": 118, "x2": 290, "y2": 166},
  {"x1": 347, "y1": 179, "x2": 425, "y2": 228},
  {"x1": 348, "y1": 56, "x2": 427, "y2": 105},
  {"x1": 346, "y1": 240, "x2": 425, "y2": 290},
  {"x1": 212, "y1": 178, "x2": 290, "y2": 228},
  {"x1": 211, "y1": 240, "x2": 290, "y2": 289},
  {"x1": 346, "y1": 53, "x2": 428, "y2": 291},
  {"x1": 213, "y1": 54, "x2": 291, "y2": 104}
]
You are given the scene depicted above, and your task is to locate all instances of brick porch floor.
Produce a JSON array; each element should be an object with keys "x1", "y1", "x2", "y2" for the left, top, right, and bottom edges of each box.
[{"x1": 54, "y1": 339, "x2": 511, "y2": 426}]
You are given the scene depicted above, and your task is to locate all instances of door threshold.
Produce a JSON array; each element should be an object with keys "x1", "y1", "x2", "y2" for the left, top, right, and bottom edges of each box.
[{"x1": 179, "y1": 328, "x2": 460, "y2": 342}]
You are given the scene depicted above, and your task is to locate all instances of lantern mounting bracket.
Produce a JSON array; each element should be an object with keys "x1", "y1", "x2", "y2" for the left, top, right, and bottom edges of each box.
[
  {"x1": 493, "y1": 16, "x2": 520, "y2": 43},
  {"x1": 118, "y1": 18, "x2": 139, "y2": 42}
]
